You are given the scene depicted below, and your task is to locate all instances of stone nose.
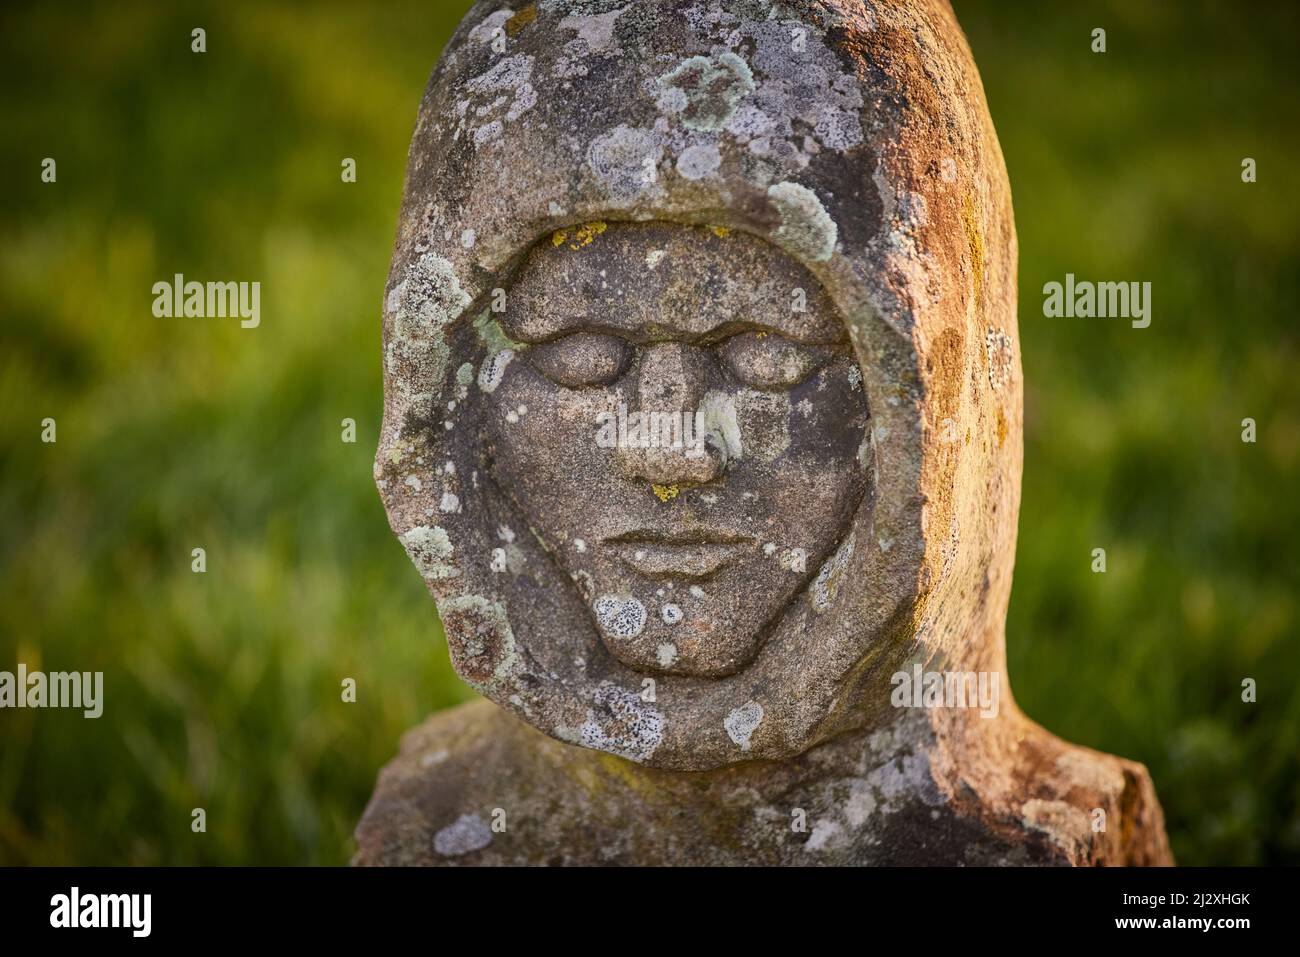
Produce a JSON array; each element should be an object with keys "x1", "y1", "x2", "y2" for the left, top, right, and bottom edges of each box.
[{"x1": 615, "y1": 342, "x2": 725, "y2": 487}]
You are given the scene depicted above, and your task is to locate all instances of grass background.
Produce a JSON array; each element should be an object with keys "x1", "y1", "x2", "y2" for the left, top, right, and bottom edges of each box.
[{"x1": 0, "y1": 0, "x2": 1296, "y2": 865}]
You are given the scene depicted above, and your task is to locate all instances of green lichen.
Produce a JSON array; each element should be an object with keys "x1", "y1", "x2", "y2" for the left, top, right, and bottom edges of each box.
[
  {"x1": 473, "y1": 307, "x2": 525, "y2": 355},
  {"x1": 658, "y1": 52, "x2": 755, "y2": 132}
]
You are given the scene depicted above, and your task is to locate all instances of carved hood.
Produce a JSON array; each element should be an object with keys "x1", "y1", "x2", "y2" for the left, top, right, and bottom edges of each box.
[{"x1": 376, "y1": 0, "x2": 1021, "y2": 770}]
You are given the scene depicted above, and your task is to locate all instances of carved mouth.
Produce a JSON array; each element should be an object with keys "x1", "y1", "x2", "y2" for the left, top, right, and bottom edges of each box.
[{"x1": 606, "y1": 531, "x2": 750, "y2": 579}]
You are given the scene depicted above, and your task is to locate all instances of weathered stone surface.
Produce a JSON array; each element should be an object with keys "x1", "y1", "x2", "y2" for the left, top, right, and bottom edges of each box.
[
  {"x1": 355, "y1": 700, "x2": 1170, "y2": 865},
  {"x1": 359, "y1": 0, "x2": 1173, "y2": 865}
]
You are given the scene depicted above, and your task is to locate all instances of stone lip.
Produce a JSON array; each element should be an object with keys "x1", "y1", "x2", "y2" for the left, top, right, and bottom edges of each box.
[
  {"x1": 610, "y1": 538, "x2": 747, "y2": 579},
  {"x1": 354, "y1": 699, "x2": 1173, "y2": 867}
]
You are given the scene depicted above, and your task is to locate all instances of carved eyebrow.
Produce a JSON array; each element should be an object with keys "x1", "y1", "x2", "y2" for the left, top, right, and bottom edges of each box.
[
  {"x1": 502, "y1": 254, "x2": 846, "y2": 343},
  {"x1": 498, "y1": 282, "x2": 850, "y2": 344},
  {"x1": 496, "y1": 312, "x2": 849, "y2": 349},
  {"x1": 495, "y1": 307, "x2": 586, "y2": 344}
]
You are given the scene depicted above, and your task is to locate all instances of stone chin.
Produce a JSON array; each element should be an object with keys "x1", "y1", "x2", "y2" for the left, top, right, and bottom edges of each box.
[{"x1": 585, "y1": 558, "x2": 795, "y2": 679}]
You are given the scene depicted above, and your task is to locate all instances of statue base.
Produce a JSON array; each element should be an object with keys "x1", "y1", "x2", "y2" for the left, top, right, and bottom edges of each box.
[{"x1": 354, "y1": 700, "x2": 1172, "y2": 866}]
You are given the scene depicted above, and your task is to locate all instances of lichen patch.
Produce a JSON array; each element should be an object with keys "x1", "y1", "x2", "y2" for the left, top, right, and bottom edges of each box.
[{"x1": 767, "y1": 181, "x2": 837, "y2": 262}]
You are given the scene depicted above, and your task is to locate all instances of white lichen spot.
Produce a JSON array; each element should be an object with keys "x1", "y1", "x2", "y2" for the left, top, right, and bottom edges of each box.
[
  {"x1": 579, "y1": 683, "x2": 664, "y2": 763},
  {"x1": 490, "y1": 547, "x2": 507, "y2": 573},
  {"x1": 696, "y1": 390, "x2": 743, "y2": 463},
  {"x1": 844, "y1": 780, "x2": 878, "y2": 826},
  {"x1": 404, "y1": 474, "x2": 423, "y2": 492},
  {"x1": 593, "y1": 594, "x2": 647, "y2": 639},
  {"x1": 433, "y1": 813, "x2": 492, "y2": 857},
  {"x1": 985, "y1": 328, "x2": 1015, "y2": 391},
  {"x1": 724, "y1": 700, "x2": 764, "y2": 751},
  {"x1": 460, "y1": 228, "x2": 477, "y2": 249},
  {"x1": 645, "y1": 249, "x2": 666, "y2": 269},
  {"x1": 574, "y1": 538, "x2": 587, "y2": 553},
  {"x1": 399, "y1": 525, "x2": 458, "y2": 582},
  {"x1": 473, "y1": 120, "x2": 503, "y2": 146},
  {"x1": 462, "y1": 54, "x2": 537, "y2": 143},
  {"x1": 767, "y1": 181, "x2": 837, "y2": 262},
  {"x1": 388, "y1": 252, "x2": 470, "y2": 388},
  {"x1": 467, "y1": 9, "x2": 512, "y2": 47},
  {"x1": 689, "y1": 585, "x2": 705, "y2": 599},
  {"x1": 587, "y1": 124, "x2": 663, "y2": 200},
  {"x1": 557, "y1": 6, "x2": 625, "y2": 53},
  {"x1": 439, "y1": 491, "x2": 461, "y2": 513},
  {"x1": 478, "y1": 348, "x2": 514, "y2": 393},
  {"x1": 804, "y1": 818, "x2": 843, "y2": 853},
  {"x1": 656, "y1": 642, "x2": 678, "y2": 667},
  {"x1": 676, "y1": 143, "x2": 721, "y2": 180},
  {"x1": 661, "y1": 603, "x2": 683, "y2": 625}
]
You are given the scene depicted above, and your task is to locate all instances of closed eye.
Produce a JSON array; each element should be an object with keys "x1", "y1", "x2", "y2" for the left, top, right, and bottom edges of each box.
[
  {"x1": 525, "y1": 332, "x2": 633, "y2": 389},
  {"x1": 717, "y1": 332, "x2": 832, "y2": 390}
]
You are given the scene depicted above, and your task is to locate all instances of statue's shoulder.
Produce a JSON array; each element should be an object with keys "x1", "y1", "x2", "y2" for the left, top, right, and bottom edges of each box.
[
  {"x1": 972, "y1": 716, "x2": 1174, "y2": 866},
  {"x1": 353, "y1": 699, "x2": 541, "y2": 865}
]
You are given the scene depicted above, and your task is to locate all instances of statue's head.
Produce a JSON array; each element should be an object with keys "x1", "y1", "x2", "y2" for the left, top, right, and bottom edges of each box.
[{"x1": 378, "y1": 0, "x2": 1021, "y2": 770}]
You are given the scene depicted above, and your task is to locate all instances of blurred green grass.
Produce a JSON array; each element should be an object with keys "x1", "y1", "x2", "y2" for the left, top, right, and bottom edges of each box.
[{"x1": 0, "y1": 1, "x2": 1296, "y2": 865}]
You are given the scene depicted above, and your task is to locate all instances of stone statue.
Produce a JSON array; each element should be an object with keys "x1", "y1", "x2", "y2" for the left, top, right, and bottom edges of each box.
[{"x1": 355, "y1": 0, "x2": 1173, "y2": 865}]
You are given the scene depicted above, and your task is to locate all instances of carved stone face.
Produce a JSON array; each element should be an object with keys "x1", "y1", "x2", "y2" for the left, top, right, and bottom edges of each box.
[{"x1": 482, "y1": 223, "x2": 870, "y2": 678}]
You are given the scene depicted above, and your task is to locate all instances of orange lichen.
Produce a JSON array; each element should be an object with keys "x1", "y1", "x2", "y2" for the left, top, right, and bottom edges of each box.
[
  {"x1": 568, "y1": 221, "x2": 607, "y2": 249},
  {"x1": 652, "y1": 484, "x2": 680, "y2": 502},
  {"x1": 505, "y1": 4, "x2": 536, "y2": 37},
  {"x1": 552, "y1": 222, "x2": 610, "y2": 250},
  {"x1": 961, "y1": 194, "x2": 985, "y2": 306}
]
